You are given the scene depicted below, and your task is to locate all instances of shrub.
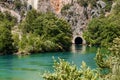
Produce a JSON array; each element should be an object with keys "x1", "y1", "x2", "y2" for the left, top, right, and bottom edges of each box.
[
  {"x1": 18, "y1": 10, "x2": 72, "y2": 53},
  {"x1": 43, "y1": 58, "x2": 99, "y2": 80}
]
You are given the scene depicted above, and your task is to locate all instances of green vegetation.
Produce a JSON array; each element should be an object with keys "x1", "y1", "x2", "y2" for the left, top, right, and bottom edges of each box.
[
  {"x1": 104, "y1": 0, "x2": 113, "y2": 12},
  {"x1": 43, "y1": 1, "x2": 120, "y2": 79},
  {"x1": 0, "y1": 0, "x2": 119, "y2": 79},
  {"x1": 77, "y1": 0, "x2": 96, "y2": 7},
  {"x1": 61, "y1": 4, "x2": 72, "y2": 15},
  {"x1": 14, "y1": 0, "x2": 23, "y2": 10},
  {"x1": 83, "y1": 16, "x2": 120, "y2": 46},
  {"x1": 0, "y1": 0, "x2": 27, "y2": 17},
  {"x1": 0, "y1": 9, "x2": 72, "y2": 54},
  {"x1": 77, "y1": 0, "x2": 114, "y2": 10},
  {"x1": 43, "y1": 58, "x2": 99, "y2": 80},
  {"x1": 17, "y1": 10, "x2": 72, "y2": 54},
  {"x1": 112, "y1": 0, "x2": 120, "y2": 14},
  {"x1": 43, "y1": 37, "x2": 120, "y2": 80},
  {"x1": 0, "y1": 12, "x2": 15, "y2": 55},
  {"x1": 95, "y1": 37, "x2": 120, "y2": 80},
  {"x1": 83, "y1": 0, "x2": 120, "y2": 47}
]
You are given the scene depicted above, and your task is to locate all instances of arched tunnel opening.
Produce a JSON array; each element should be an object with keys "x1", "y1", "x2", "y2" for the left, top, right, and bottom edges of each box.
[
  {"x1": 28, "y1": 5, "x2": 32, "y2": 10},
  {"x1": 75, "y1": 37, "x2": 83, "y2": 44}
]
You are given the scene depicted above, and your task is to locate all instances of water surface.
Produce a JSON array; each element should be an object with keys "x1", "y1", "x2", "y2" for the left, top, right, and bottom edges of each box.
[{"x1": 0, "y1": 45, "x2": 98, "y2": 80}]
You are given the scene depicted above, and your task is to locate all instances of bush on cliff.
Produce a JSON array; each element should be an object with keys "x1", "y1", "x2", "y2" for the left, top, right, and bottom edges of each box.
[
  {"x1": 18, "y1": 10, "x2": 72, "y2": 53},
  {"x1": 0, "y1": 12, "x2": 15, "y2": 55}
]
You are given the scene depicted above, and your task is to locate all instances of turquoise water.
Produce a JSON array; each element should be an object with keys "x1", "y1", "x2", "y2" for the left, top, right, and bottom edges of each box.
[{"x1": 0, "y1": 45, "x2": 98, "y2": 80}]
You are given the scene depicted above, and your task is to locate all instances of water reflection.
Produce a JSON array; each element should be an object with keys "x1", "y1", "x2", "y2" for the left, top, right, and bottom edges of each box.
[
  {"x1": 71, "y1": 44, "x2": 86, "y2": 53},
  {"x1": 71, "y1": 44, "x2": 99, "y2": 54}
]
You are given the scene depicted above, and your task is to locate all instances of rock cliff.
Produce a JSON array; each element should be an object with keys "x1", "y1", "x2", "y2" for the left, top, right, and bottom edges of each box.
[
  {"x1": 39, "y1": 0, "x2": 107, "y2": 38},
  {"x1": 1, "y1": 0, "x2": 112, "y2": 43}
]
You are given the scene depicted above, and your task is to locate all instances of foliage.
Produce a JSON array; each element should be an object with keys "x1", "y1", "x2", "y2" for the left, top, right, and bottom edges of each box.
[
  {"x1": 0, "y1": 25, "x2": 14, "y2": 55},
  {"x1": 112, "y1": 0, "x2": 120, "y2": 14},
  {"x1": 104, "y1": 0, "x2": 113, "y2": 12},
  {"x1": 77, "y1": 0, "x2": 114, "y2": 12},
  {"x1": 95, "y1": 37, "x2": 120, "y2": 80},
  {"x1": 18, "y1": 33, "x2": 59, "y2": 53},
  {"x1": 95, "y1": 49, "x2": 110, "y2": 69},
  {"x1": 61, "y1": 4, "x2": 72, "y2": 15},
  {"x1": 43, "y1": 37, "x2": 120, "y2": 80},
  {"x1": 62, "y1": 4, "x2": 71, "y2": 10},
  {"x1": 108, "y1": 37, "x2": 120, "y2": 80},
  {"x1": 0, "y1": 12, "x2": 16, "y2": 27},
  {"x1": 109, "y1": 37, "x2": 120, "y2": 57},
  {"x1": 83, "y1": 11, "x2": 120, "y2": 47},
  {"x1": 77, "y1": 0, "x2": 89, "y2": 7},
  {"x1": 0, "y1": 12, "x2": 15, "y2": 55},
  {"x1": 43, "y1": 58, "x2": 99, "y2": 80},
  {"x1": 14, "y1": 0, "x2": 22, "y2": 10},
  {"x1": 18, "y1": 10, "x2": 72, "y2": 53}
]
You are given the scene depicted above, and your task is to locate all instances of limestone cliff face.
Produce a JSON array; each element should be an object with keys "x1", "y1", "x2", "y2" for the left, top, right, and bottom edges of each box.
[
  {"x1": 36, "y1": 0, "x2": 71, "y2": 14},
  {"x1": 37, "y1": 0, "x2": 51, "y2": 13},
  {"x1": 50, "y1": 0, "x2": 72, "y2": 14},
  {"x1": 58, "y1": 0, "x2": 106, "y2": 37},
  {"x1": 35, "y1": 0, "x2": 107, "y2": 39},
  {"x1": 50, "y1": 0, "x2": 62, "y2": 14}
]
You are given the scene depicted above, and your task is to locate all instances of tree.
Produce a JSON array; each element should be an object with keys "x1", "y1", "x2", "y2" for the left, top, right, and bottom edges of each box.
[
  {"x1": 0, "y1": 12, "x2": 15, "y2": 55},
  {"x1": 95, "y1": 37, "x2": 120, "y2": 80},
  {"x1": 43, "y1": 37, "x2": 120, "y2": 80},
  {"x1": 83, "y1": 12, "x2": 120, "y2": 47},
  {"x1": 14, "y1": 0, "x2": 22, "y2": 11},
  {"x1": 112, "y1": 0, "x2": 120, "y2": 14},
  {"x1": 43, "y1": 58, "x2": 99, "y2": 80},
  {"x1": 18, "y1": 10, "x2": 72, "y2": 54},
  {"x1": 0, "y1": 24, "x2": 14, "y2": 55}
]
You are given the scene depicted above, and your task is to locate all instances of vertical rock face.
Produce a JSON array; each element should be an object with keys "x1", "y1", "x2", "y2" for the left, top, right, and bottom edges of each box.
[
  {"x1": 62, "y1": 0, "x2": 72, "y2": 4},
  {"x1": 61, "y1": 2, "x2": 89, "y2": 37},
  {"x1": 36, "y1": 0, "x2": 72, "y2": 14},
  {"x1": 27, "y1": 0, "x2": 72, "y2": 14},
  {"x1": 27, "y1": 0, "x2": 107, "y2": 42},
  {"x1": 50, "y1": 0, "x2": 62, "y2": 14},
  {"x1": 37, "y1": 0, "x2": 52, "y2": 13},
  {"x1": 36, "y1": 0, "x2": 106, "y2": 38}
]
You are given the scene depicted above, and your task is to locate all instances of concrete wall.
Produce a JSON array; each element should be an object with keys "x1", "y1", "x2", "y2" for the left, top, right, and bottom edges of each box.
[
  {"x1": 34, "y1": 0, "x2": 38, "y2": 10},
  {"x1": 27, "y1": 0, "x2": 38, "y2": 10}
]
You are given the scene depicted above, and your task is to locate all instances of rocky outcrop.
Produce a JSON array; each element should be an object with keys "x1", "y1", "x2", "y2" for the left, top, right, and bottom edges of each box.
[
  {"x1": 35, "y1": 0, "x2": 72, "y2": 14},
  {"x1": 37, "y1": 0, "x2": 52, "y2": 13},
  {"x1": 50, "y1": 0, "x2": 62, "y2": 14},
  {"x1": 60, "y1": 0, "x2": 106, "y2": 38},
  {"x1": 35, "y1": 0, "x2": 88, "y2": 36},
  {"x1": 0, "y1": 5, "x2": 21, "y2": 22},
  {"x1": 25, "y1": 0, "x2": 109, "y2": 43},
  {"x1": 33, "y1": 0, "x2": 107, "y2": 44},
  {"x1": 50, "y1": 0, "x2": 71, "y2": 14}
]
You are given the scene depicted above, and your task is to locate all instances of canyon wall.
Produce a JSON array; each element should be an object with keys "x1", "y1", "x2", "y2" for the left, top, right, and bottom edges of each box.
[
  {"x1": 50, "y1": 0, "x2": 72, "y2": 14},
  {"x1": 27, "y1": 0, "x2": 72, "y2": 14},
  {"x1": 27, "y1": 0, "x2": 107, "y2": 43}
]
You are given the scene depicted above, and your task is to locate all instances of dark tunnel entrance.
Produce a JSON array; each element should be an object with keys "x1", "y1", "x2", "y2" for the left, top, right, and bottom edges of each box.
[{"x1": 75, "y1": 37, "x2": 83, "y2": 44}]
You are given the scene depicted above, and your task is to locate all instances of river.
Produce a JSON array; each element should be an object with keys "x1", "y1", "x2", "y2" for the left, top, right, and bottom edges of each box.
[{"x1": 0, "y1": 45, "x2": 98, "y2": 80}]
